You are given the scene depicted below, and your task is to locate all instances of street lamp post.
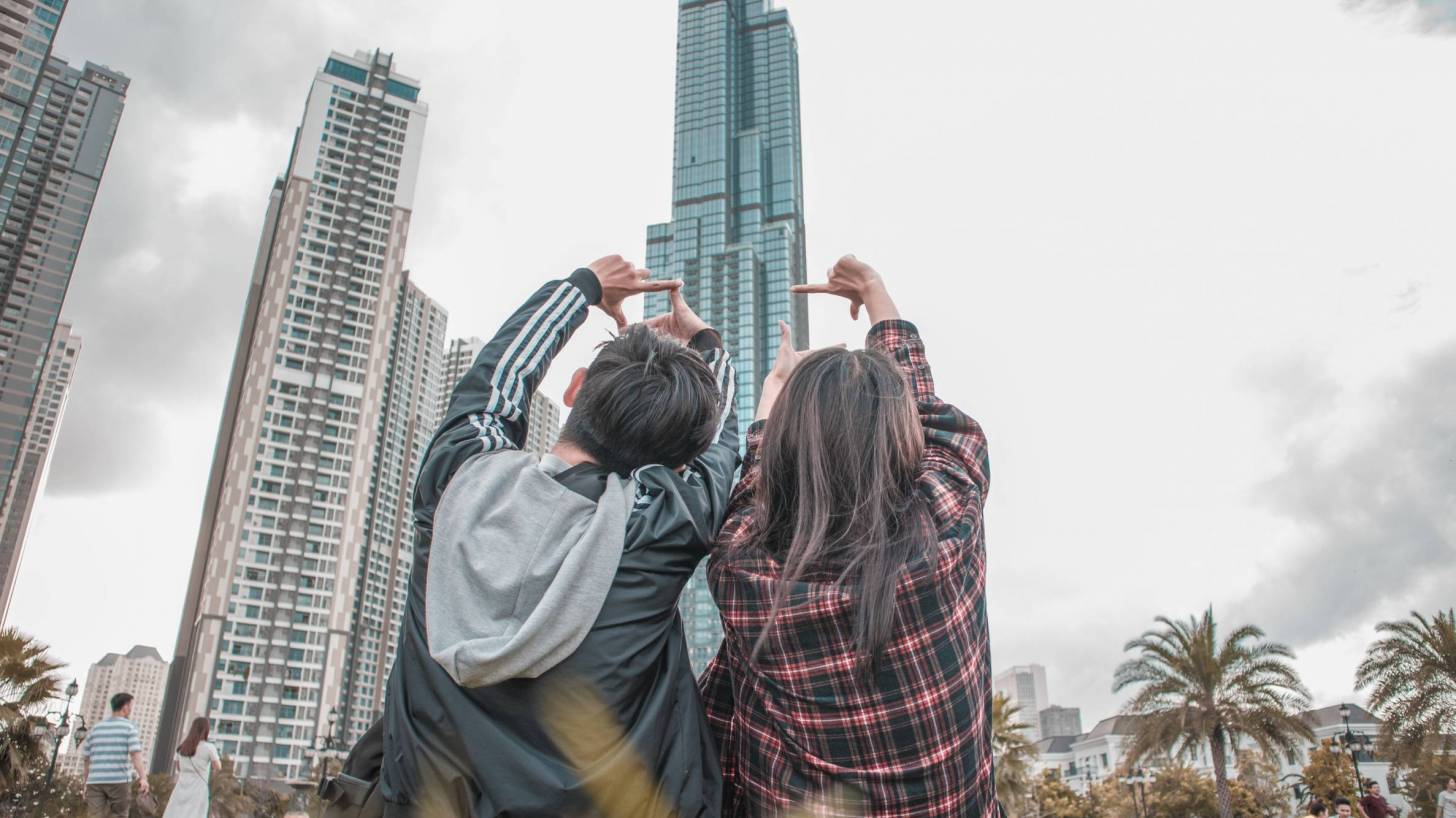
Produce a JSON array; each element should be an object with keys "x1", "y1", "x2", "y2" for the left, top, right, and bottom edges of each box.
[
  {"x1": 1337, "y1": 705, "x2": 1370, "y2": 797},
  {"x1": 313, "y1": 706, "x2": 344, "y2": 786},
  {"x1": 44, "y1": 679, "x2": 80, "y2": 789},
  {"x1": 1121, "y1": 767, "x2": 1154, "y2": 818}
]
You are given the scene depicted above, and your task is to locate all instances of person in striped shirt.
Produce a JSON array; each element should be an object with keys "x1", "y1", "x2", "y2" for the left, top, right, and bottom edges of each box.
[{"x1": 82, "y1": 692, "x2": 149, "y2": 818}]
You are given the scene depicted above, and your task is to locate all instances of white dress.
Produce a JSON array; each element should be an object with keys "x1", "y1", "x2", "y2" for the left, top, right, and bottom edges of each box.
[{"x1": 162, "y1": 741, "x2": 218, "y2": 818}]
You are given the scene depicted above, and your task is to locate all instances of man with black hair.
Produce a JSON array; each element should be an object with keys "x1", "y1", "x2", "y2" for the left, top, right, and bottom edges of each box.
[
  {"x1": 1334, "y1": 796, "x2": 1355, "y2": 817},
  {"x1": 378, "y1": 256, "x2": 738, "y2": 817},
  {"x1": 81, "y1": 692, "x2": 148, "y2": 818},
  {"x1": 1360, "y1": 780, "x2": 1397, "y2": 818}
]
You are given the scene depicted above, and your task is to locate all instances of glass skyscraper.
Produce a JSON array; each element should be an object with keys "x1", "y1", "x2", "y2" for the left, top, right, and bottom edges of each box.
[
  {"x1": 645, "y1": 0, "x2": 809, "y2": 672},
  {"x1": 0, "y1": 52, "x2": 128, "y2": 623}
]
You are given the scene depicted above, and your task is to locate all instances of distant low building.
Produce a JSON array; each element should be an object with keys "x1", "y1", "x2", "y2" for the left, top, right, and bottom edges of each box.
[
  {"x1": 1030, "y1": 703, "x2": 1408, "y2": 814},
  {"x1": 1039, "y1": 705, "x2": 1083, "y2": 739}
]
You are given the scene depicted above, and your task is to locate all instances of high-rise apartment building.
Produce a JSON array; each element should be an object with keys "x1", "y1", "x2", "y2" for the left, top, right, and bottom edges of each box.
[
  {"x1": 0, "y1": 322, "x2": 76, "y2": 620},
  {"x1": 73, "y1": 646, "x2": 169, "y2": 766},
  {"x1": 521, "y1": 393, "x2": 560, "y2": 457},
  {"x1": 0, "y1": 55, "x2": 127, "y2": 622},
  {"x1": 644, "y1": 0, "x2": 810, "y2": 672},
  {"x1": 338, "y1": 276, "x2": 445, "y2": 739},
  {"x1": 155, "y1": 50, "x2": 431, "y2": 779},
  {"x1": 993, "y1": 664, "x2": 1050, "y2": 741},
  {"x1": 439, "y1": 336, "x2": 561, "y2": 458}
]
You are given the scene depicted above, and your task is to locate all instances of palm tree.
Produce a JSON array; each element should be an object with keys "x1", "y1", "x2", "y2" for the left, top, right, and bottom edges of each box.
[
  {"x1": 1355, "y1": 609, "x2": 1456, "y2": 765},
  {"x1": 0, "y1": 627, "x2": 64, "y2": 789},
  {"x1": 992, "y1": 692, "x2": 1038, "y2": 816},
  {"x1": 1113, "y1": 608, "x2": 1314, "y2": 818}
]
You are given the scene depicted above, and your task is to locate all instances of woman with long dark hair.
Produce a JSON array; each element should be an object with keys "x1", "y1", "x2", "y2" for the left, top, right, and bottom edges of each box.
[
  {"x1": 161, "y1": 717, "x2": 220, "y2": 818},
  {"x1": 700, "y1": 256, "x2": 999, "y2": 816}
]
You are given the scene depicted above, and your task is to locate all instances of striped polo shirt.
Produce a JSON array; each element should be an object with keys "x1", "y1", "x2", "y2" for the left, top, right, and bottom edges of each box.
[{"x1": 82, "y1": 716, "x2": 141, "y2": 784}]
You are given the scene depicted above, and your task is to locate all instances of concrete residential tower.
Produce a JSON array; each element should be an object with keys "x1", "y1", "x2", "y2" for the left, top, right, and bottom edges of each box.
[
  {"x1": 338, "y1": 276, "x2": 445, "y2": 739},
  {"x1": 73, "y1": 646, "x2": 168, "y2": 767},
  {"x1": 0, "y1": 54, "x2": 127, "y2": 622},
  {"x1": 645, "y1": 0, "x2": 810, "y2": 672},
  {"x1": 155, "y1": 50, "x2": 433, "y2": 779}
]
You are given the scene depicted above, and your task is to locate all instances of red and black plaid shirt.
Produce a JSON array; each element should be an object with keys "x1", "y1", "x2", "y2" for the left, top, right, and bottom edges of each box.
[{"x1": 700, "y1": 320, "x2": 998, "y2": 817}]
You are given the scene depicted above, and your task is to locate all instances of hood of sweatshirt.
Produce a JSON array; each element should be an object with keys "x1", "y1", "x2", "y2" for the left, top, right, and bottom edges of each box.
[{"x1": 425, "y1": 449, "x2": 631, "y2": 688}]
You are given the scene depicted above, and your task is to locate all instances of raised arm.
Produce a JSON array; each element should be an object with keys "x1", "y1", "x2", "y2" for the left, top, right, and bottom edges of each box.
[
  {"x1": 417, "y1": 256, "x2": 678, "y2": 512},
  {"x1": 794, "y1": 255, "x2": 989, "y2": 524}
]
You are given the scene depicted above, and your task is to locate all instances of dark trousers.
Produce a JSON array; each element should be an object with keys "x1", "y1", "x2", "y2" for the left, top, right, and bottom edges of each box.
[{"x1": 85, "y1": 782, "x2": 131, "y2": 818}]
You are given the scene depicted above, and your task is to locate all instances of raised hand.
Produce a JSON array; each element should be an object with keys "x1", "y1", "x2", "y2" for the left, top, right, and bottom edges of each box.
[
  {"x1": 765, "y1": 321, "x2": 805, "y2": 386},
  {"x1": 790, "y1": 254, "x2": 899, "y2": 323},
  {"x1": 643, "y1": 285, "x2": 710, "y2": 342},
  {"x1": 588, "y1": 254, "x2": 682, "y2": 330}
]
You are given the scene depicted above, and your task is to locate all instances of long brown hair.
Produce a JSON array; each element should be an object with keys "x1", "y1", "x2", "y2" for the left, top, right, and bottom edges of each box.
[
  {"x1": 749, "y1": 347, "x2": 932, "y2": 672},
  {"x1": 177, "y1": 717, "x2": 209, "y2": 757}
]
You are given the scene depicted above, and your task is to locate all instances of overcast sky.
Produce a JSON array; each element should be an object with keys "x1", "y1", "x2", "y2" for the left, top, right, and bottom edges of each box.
[{"x1": 8, "y1": 0, "x2": 1454, "y2": 725}]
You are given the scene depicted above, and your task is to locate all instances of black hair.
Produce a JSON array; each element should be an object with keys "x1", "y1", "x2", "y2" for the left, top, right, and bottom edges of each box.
[
  {"x1": 1308, "y1": 798, "x2": 1327, "y2": 816},
  {"x1": 110, "y1": 692, "x2": 134, "y2": 712},
  {"x1": 557, "y1": 325, "x2": 722, "y2": 475},
  {"x1": 1334, "y1": 797, "x2": 1352, "y2": 807}
]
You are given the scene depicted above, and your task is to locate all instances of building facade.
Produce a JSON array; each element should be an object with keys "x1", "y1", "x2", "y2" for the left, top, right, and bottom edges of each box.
[
  {"x1": 644, "y1": 0, "x2": 810, "y2": 673},
  {"x1": 338, "y1": 276, "x2": 445, "y2": 740},
  {"x1": 1030, "y1": 704, "x2": 1405, "y2": 813},
  {"x1": 0, "y1": 0, "x2": 66, "y2": 190},
  {"x1": 154, "y1": 50, "x2": 431, "y2": 780},
  {"x1": 0, "y1": 56, "x2": 126, "y2": 622},
  {"x1": 993, "y1": 664, "x2": 1050, "y2": 741},
  {"x1": 0, "y1": 321, "x2": 75, "y2": 620},
  {"x1": 66, "y1": 646, "x2": 168, "y2": 774},
  {"x1": 1039, "y1": 704, "x2": 1083, "y2": 740}
]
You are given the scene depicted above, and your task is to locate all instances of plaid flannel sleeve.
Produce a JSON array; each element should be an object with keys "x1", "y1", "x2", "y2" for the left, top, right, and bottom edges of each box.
[{"x1": 867, "y1": 319, "x2": 990, "y2": 529}]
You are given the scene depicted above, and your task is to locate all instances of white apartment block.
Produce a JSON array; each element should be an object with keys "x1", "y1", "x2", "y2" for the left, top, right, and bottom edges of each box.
[
  {"x1": 66, "y1": 646, "x2": 167, "y2": 770},
  {"x1": 156, "y1": 50, "x2": 435, "y2": 780}
]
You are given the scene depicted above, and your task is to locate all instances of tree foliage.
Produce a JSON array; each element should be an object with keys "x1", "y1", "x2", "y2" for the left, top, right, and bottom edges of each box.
[
  {"x1": 0, "y1": 629, "x2": 64, "y2": 791},
  {"x1": 993, "y1": 692, "x2": 1039, "y2": 817},
  {"x1": 1031, "y1": 770, "x2": 1089, "y2": 818},
  {"x1": 1355, "y1": 609, "x2": 1456, "y2": 766},
  {"x1": 1388, "y1": 751, "x2": 1456, "y2": 818},
  {"x1": 1113, "y1": 608, "x2": 1313, "y2": 818},
  {"x1": 1299, "y1": 739, "x2": 1362, "y2": 807}
]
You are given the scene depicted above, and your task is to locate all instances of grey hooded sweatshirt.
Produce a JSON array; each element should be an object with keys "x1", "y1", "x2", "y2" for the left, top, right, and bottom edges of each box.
[{"x1": 426, "y1": 449, "x2": 631, "y2": 687}]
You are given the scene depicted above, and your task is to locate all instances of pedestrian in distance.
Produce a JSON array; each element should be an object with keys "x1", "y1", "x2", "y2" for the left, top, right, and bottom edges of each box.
[
  {"x1": 1308, "y1": 800, "x2": 1328, "y2": 817},
  {"x1": 700, "y1": 255, "x2": 1000, "y2": 816},
  {"x1": 160, "y1": 717, "x2": 220, "y2": 818},
  {"x1": 1439, "y1": 776, "x2": 1456, "y2": 818},
  {"x1": 1334, "y1": 796, "x2": 1355, "y2": 817},
  {"x1": 372, "y1": 256, "x2": 740, "y2": 817},
  {"x1": 80, "y1": 692, "x2": 149, "y2": 818},
  {"x1": 1360, "y1": 780, "x2": 1397, "y2": 818}
]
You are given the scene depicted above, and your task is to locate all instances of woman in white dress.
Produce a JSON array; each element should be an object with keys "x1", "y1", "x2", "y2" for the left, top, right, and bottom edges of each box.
[{"x1": 162, "y1": 717, "x2": 221, "y2": 818}]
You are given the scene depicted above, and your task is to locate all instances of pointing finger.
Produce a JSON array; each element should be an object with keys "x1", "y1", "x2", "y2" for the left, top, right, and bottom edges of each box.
[{"x1": 790, "y1": 283, "x2": 833, "y2": 294}]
